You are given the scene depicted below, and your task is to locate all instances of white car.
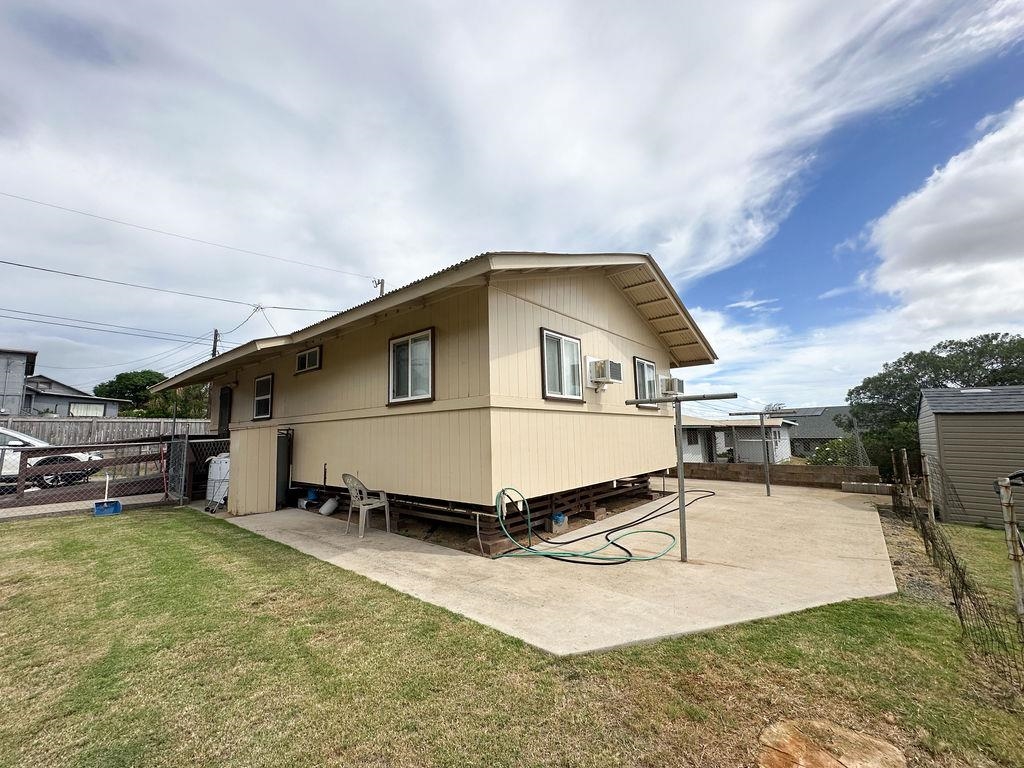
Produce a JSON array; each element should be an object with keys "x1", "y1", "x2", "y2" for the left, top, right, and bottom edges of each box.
[{"x1": 0, "y1": 427, "x2": 103, "y2": 488}]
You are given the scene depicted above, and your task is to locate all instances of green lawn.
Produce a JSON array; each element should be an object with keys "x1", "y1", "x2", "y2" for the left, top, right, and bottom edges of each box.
[
  {"x1": 1, "y1": 509, "x2": 1022, "y2": 767},
  {"x1": 941, "y1": 522, "x2": 1019, "y2": 613}
]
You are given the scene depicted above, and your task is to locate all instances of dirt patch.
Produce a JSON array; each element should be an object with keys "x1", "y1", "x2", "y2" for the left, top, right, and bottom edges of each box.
[{"x1": 878, "y1": 512, "x2": 954, "y2": 607}]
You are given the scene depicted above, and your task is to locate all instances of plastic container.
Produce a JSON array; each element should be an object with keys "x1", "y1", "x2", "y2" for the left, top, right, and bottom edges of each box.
[
  {"x1": 319, "y1": 497, "x2": 339, "y2": 516},
  {"x1": 94, "y1": 499, "x2": 122, "y2": 516},
  {"x1": 551, "y1": 512, "x2": 567, "y2": 525}
]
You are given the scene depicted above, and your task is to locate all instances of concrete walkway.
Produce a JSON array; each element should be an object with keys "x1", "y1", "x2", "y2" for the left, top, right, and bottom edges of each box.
[{"x1": 226, "y1": 479, "x2": 896, "y2": 655}]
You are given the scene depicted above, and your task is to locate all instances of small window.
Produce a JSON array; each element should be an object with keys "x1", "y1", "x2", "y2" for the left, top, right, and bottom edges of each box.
[
  {"x1": 69, "y1": 402, "x2": 105, "y2": 417},
  {"x1": 253, "y1": 374, "x2": 273, "y2": 420},
  {"x1": 390, "y1": 329, "x2": 433, "y2": 403},
  {"x1": 687, "y1": 430, "x2": 700, "y2": 446},
  {"x1": 295, "y1": 346, "x2": 321, "y2": 374},
  {"x1": 634, "y1": 357, "x2": 658, "y2": 407},
  {"x1": 541, "y1": 328, "x2": 583, "y2": 401}
]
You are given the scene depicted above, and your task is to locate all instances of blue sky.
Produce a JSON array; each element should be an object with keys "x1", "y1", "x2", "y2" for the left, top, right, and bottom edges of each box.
[
  {"x1": 694, "y1": 46, "x2": 1024, "y2": 333},
  {"x1": 0, "y1": 2, "x2": 1022, "y2": 406}
]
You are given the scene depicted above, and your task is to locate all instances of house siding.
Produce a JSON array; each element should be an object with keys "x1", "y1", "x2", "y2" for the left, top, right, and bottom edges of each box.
[
  {"x1": 487, "y1": 274, "x2": 676, "y2": 498},
  {"x1": 225, "y1": 287, "x2": 493, "y2": 507},
  {"x1": 931, "y1": 412, "x2": 1024, "y2": 526}
]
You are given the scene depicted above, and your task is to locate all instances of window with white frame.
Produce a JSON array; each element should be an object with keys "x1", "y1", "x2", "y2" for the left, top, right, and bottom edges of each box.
[
  {"x1": 69, "y1": 402, "x2": 105, "y2": 417},
  {"x1": 390, "y1": 329, "x2": 433, "y2": 403},
  {"x1": 253, "y1": 374, "x2": 273, "y2": 420},
  {"x1": 633, "y1": 357, "x2": 658, "y2": 407},
  {"x1": 687, "y1": 430, "x2": 700, "y2": 446},
  {"x1": 541, "y1": 328, "x2": 583, "y2": 400},
  {"x1": 295, "y1": 346, "x2": 321, "y2": 373}
]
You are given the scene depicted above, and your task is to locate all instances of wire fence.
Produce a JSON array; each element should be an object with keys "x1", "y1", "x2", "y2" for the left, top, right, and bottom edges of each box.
[
  {"x1": 685, "y1": 422, "x2": 871, "y2": 467},
  {"x1": 891, "y1": 463, "x2": 1024, "y2": 690},
  {"x1": 0, "y1": 435, "x2": 229, "y2": 516}
]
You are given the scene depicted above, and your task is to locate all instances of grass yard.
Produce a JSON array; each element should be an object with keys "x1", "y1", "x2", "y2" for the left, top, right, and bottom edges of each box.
[
  {"x1": 1, "y1": 509, "x2": 1022, "y2": 767},
  {"x1": 940, "y1": 522, "x2": 1019, "y2": 613}
]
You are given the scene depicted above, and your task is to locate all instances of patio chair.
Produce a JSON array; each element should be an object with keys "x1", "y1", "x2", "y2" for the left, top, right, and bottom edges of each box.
[{"x1": 342, "y1": 473, "x2": 391, "y2": 538}]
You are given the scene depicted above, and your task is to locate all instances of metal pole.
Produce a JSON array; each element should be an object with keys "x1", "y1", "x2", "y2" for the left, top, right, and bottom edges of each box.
[
  {"x1": 759, "y1": 412, "x2": 771, "y2": 497},
  {"x1": 996, "y1": 478, "x2": 1024, "y2": 632},
  {"x1": 674, "y1": 399, "x2": 687, "y2": 562},
  {"x1": 177, "y1": 431, "x2": 189, "y2": 507}
]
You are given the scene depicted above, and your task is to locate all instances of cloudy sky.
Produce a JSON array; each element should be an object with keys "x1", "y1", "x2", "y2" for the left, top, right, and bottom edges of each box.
[{"x1": 0, "y1": 1, "x2": 1022, "y2": 409}]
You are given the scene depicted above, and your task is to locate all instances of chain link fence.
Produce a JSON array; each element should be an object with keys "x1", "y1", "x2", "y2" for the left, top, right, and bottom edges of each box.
[
  {"x1": 695, "y1": 422, "x2": 870, "y2": 467},
  {"x1": 891, "y1": 460, "x2": 1024, "y2": 690}
]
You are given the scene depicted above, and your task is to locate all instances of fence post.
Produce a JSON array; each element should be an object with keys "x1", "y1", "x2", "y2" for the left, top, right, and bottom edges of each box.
[
  {"x1": 177, "y1": 432, "x2": 190, "y2": 507},
  {"x1": 921, "y1": 454, "x2": 936, "y2": 524},
  {"x1": 900, "y1": 448, "x2": 913, "y2": 499},
  {"x1": 996, "y1": 478, "x2": 1024, "y2": 636}
]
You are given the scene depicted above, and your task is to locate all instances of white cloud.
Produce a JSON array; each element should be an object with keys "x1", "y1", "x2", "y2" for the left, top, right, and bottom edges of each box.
[
  {"x1": 0, "y1": 2, "x2": 1021, "y2": 388},
  {"x1": 687, "y1": 99, "x2": 1024, "y2": 404}
]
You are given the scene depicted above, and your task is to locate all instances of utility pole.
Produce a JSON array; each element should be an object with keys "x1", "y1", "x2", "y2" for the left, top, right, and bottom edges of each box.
[
  {"x1": 626, "y1": 391, "x2": 738, "y2": 562},
  {"x1": 373, "y1": 278, "x2": 385, "y2": 297},
  {"x1": 211, "y1": 328, "x2": 220, "y2": 358}
]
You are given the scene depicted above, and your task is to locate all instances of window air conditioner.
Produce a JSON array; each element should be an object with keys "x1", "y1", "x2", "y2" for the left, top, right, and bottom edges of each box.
[
  {"x1": 589, "y1": 359, "x2": 623, "y2": 384},
  {"x1": 661, "y1": 377, "x2": 685, "y2": 395}
]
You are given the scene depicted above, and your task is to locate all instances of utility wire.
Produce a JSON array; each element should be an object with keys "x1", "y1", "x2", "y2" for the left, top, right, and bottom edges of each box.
[
  {"x1": 0, "y1": 312, "x2": 222, "y2": 345},
  {"x1": 0, "y1": 306, "x2": 222, "y2": 342},
  {"x1": 0, "y1": 190, "x2": 377, "y2": 280},
  {"x1": 0, "y1": 258, "x2": 340, "y2": 313}
]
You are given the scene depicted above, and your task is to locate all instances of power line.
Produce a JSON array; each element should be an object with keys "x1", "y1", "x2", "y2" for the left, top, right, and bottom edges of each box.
[
  {"x1": 0, "y1": 306, "x2": 222, "y2": 343},
  {"x1": 0, "y1": 312, "x2": 222, "y2": 345},
  {"x1": 0, "y1": 190, "x2": 377, "y2": 280},
  {"x1": 0, "y1": 258, "x2": 340, "y2": 313}
]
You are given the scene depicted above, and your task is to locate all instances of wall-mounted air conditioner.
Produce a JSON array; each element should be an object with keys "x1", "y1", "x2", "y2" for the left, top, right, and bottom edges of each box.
[
  {"x1": 585, "y1": 358, "x2": 623, "y2": 389},
  {"x1": 661, "y1": 377, "x2": 684, "y2": 395}
]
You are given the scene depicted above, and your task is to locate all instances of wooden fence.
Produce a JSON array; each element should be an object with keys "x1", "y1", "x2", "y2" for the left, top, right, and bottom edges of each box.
[{"x1": 1, "y1": 417, "x2": 211, "y2": 445}]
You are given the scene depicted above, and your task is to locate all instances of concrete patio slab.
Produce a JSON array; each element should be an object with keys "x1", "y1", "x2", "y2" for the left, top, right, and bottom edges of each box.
[{"x1": 226, "y1": 479, "x2": 896, "y2": 655}]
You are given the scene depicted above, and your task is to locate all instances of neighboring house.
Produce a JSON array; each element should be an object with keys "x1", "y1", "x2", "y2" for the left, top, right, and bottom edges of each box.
[
  {"x1": 918, "y1": 386, "x2": 1024, "y2": 527},
  {"x1": 0, "y1": 349, "x2": 37, "y2": 416},
  {"x1": 153, "y1": 252, "x2": 717, "y2": 517},
  {"x1": 23, "y1": 374, "x2": 131, "y2": 417},
  {"x1": 682, "y1": 417, "x2": 796, "y2": 463},
  {"x1": 783, "y1": 405, "x2": 851, "y2": 458}
]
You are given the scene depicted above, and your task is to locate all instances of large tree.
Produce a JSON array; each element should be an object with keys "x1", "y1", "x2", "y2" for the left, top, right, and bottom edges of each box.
[
  {"x1": 847, "y1": 333, "x2": 1024, "y2": 431},
  {"x1": 93, "y1": 370, "x2": 167, "y2": 410},
  {"x1": 142, "y1": 384, "x2": 209, "y2": 418}
]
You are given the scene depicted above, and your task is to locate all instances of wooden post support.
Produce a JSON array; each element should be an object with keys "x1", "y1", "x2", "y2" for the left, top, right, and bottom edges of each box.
[
  {"x1": 900, "y1": 448, "x2": 913, "y2": 499},
  {"x1": 921, "y1": 454, "x2": 936, "y2": 523},
  {"x1": 996, "y1": 478, "x2": 1024, "y2": 634}
]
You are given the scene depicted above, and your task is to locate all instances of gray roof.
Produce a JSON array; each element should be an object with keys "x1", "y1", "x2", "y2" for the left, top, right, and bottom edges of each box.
[
  {"x1": 920, "y1": 386, "x2": 1024, "y2": 414},
  {"x1": 783, "y1": 405, "x2": 850, "y2": 439}
]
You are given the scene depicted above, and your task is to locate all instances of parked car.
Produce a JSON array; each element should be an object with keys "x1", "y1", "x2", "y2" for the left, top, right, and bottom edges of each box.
[{"x1": 0, "y1": 427, "x2": 103, "y2": 488}]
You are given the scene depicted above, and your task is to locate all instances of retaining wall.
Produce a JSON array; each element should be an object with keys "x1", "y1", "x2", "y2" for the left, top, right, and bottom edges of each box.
[{"x1": 676, "y1": 462, "x2": 880, "y2": 489}]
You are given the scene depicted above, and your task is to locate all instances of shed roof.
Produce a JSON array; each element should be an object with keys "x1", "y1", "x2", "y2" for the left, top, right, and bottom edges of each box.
[
  {"x1": 919, "y1": 386, "x2": 1024, "y2": 415},
  {"x1": 153, "y1": 252, "x2": 717, "y2": 392}
]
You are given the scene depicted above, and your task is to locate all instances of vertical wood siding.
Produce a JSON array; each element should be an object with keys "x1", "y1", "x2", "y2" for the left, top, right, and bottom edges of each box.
[
  {"x1": 228, "y1": 427, "x2": 277, "y2": 515},
  {"x1": 487, "y1": 273, "x2": 677, "y2": 498},
  {"x1": 918, "y1": 400, "x2": 943, "y2": 510},
  {"x1": 933, "y1": 412, "x2": 1024, "y2": 526}
]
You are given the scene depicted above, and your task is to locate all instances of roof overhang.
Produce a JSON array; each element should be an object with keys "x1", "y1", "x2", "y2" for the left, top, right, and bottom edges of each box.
[{"x1": 152, "y1": 252, "x2": 717, "y2": 392}]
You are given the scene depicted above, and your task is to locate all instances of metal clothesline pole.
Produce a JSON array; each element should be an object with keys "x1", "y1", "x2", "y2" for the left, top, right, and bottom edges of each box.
[{"x1": 625, "y1": 391, "x2": 738, "y2": 562}]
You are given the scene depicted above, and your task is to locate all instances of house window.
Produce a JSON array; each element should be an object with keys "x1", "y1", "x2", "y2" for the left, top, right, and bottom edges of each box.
[
  {"x1": 253, "y1": 374, "x2": 273, "y2": 420},
  {"x1": 390, "y1": 329, "x2": 433, "y2": 403},
  {"x1": 773, "y1": 428, "x2": 781, "y2": 447},
  {"x1": 69, "y1": 402, "x2": 105, "y2": 417},
  {"x1": 295, "y1": 346, "x2": 322, "y2": 374},
  {"x1": 687, "y1": 430, "x2": 700, "y2": 446},
  {"x1": 634, "y1": 357, "x2": 658, "y2": 407},
  {"x1": 541, "y1": 328, "x2": 583, "y2": 401}
]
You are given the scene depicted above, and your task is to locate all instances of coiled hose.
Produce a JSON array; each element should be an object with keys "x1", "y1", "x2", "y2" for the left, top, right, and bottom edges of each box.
[{"x1": 494, "y1": 486, "x2": 716, "y2": 566}]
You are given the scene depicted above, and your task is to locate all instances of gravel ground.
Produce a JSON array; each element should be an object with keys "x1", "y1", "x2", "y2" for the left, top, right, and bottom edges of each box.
[{"x1": 878, "y1": 511, "x2": 954, "y2": 607}]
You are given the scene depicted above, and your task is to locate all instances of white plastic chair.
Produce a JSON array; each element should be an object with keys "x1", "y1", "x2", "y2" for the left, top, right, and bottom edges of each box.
[{"x1": 342, "y1": 473, "x2": 391, "y2": 538}]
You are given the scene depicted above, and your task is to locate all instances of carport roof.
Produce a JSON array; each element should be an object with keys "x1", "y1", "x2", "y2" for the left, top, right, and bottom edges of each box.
[{"x1": 152, "y1": 252, "x2": 717, "y2": 392}]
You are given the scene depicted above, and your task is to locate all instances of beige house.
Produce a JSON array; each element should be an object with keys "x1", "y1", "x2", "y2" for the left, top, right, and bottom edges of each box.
[{"x1": 154, "y1": 252, "x2": 716, "y2": 519}]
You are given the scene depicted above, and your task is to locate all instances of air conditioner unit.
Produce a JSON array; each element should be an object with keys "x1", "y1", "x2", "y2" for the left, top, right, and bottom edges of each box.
[
  {"x1": 586, "y1": 358, "x2": 623, "y2": 389},
  {"x1": 661, "y1": 377, "x2": 684, "y2": 395}
]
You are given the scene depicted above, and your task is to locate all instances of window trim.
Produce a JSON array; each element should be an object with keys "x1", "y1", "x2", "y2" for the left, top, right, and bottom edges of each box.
[
  {"x1": 540, "y1": 327, "x2": 585, "y2": 402},
  {"x1": 633, "y1": 356, "x2": 659, "y2": 409},
  {"x1": 387, "y1": 327, "x2": 435, "y2": 406},
  {"x1": 295, "y1": 345, "x2": 322, "y2": 375},
  {"x1": 253, "y1": 373, "x2": 274, "y2": 421}
]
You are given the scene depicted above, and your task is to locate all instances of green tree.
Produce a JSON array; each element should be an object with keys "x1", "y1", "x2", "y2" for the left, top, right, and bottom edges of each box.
[
  {"x1": 847, "y1": 333, "x2": 1024, "y2": 431},
  {"x1": 142, "y1": 385, "x2": 209, "y2": 418},
  {"x1": 93, "y1": 370, "x2": 167, "y2": 410},
  {"x1": 845, "y1": 333, "x2": 1024, "y2": 479}
]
